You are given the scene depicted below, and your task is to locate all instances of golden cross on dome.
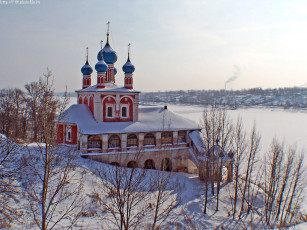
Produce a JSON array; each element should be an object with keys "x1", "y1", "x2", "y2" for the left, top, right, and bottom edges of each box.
[
  {"x1": 107, "y1": 21, "x2": 110, "y2": 43},
  {"x1": 86, "y1": 47, "x2": 88, "y2": 62},
  {"x1": 128, "y1": 43, "x2": 131, "y2": 58}
]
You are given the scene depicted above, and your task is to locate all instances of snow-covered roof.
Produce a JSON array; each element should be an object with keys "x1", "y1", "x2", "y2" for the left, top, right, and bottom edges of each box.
[
  {"x1": 208, "y1": 145, "x2": 232, "y2": 162},
  {"x1": 76, "y1": 83, "x2": 140, "y2": 93},
  {"x1": 188, "y1": 130, "x2": 206, "y2": 154},
  {"x1": 59, "y1": 104, "x2": 200, "y2": 135}
]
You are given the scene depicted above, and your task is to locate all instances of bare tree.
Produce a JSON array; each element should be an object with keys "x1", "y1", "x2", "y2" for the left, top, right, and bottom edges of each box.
[
  {"x1": 231, "y1": 117, "x2": 247, "y2": 219},
  {"x1": 149, "y1": 163, "x2": 180, "y2": 229},
  {"x1": 0, "y1": 89, "x2": 15, "y2": 138},
  {"x1": 25, "y1": 81, "x2": 43, "y2": 142},
  {"x1": 239, "y1": 124, "x2": 260, "y2": 218},
  {"x1": 22, "y1": 70, "x2": 83, "y2": 230},
  {"x1": 201, "y1": 107, "x2": 233, "y2": 213},
  {"x1": 0, "y1": 134, "x2": 23, "y2": 228},
  {"x1": 92, "y1": 156, "x2": 150, "y2": 230},
  {"x1": 263, "y1": 139, "x2": 306, "y2": 227},
  {"x1": 11, "y1": 88, "x2": 26, "y2": 140}
]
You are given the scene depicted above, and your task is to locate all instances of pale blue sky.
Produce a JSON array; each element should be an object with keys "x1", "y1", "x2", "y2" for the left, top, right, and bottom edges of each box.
[{"x1": 0, "y1": 0, "x2": 307, "y2": 92}]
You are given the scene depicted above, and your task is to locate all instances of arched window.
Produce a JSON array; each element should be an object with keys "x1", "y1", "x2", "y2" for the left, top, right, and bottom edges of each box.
[
  {"x1": 178, "y1": 131, "x2": 186, "y2": 143},
  {"x1": 88, "y1": 135, "x2": 102, "y2": 149},
  {"x1": 161, "y1": 158, "x2": 172, "y2": 171},
  {"x1": 127, "y1": 134, "x2": 138, "y2": 147},
  {"x1": 161, "y1": 132, "x2": 173, "y2": 145},
  {"x1": 108, "y1": 135, "x2": 121, "y2": 148},
  {"x1": 144, "y1": 159, "x2": 156, "y2": 169},
  {"x1": 144, "y1": 133, "x2": 156, "y2": 146},
  {"x1": 84, "y1": 96, "x2": 88, "y2": 105},
  {"x1": 127, "y1": 161, "x2": 137, "y2": 168}
]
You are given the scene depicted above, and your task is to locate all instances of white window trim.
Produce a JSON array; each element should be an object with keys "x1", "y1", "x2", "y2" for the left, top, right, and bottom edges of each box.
[
  {"x1": 120, "y1": 104, "x2": 129, "y2": 118},
  {"x1": 66, "y1": 126, "x2": 72, "y2": 142},
  {"x1": 106, "y1": 103, "x2": 115, "y2": 118}
]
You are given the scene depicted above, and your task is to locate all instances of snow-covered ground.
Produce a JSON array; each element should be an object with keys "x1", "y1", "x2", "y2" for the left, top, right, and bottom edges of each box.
[{"x1": 11, "y1": 150, "x2": 306, "y2": 229}]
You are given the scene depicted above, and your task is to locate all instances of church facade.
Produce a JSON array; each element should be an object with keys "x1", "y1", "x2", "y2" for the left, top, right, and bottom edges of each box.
[{"x1": 56, "y1": 30, "x2": 208, "y2": 174}]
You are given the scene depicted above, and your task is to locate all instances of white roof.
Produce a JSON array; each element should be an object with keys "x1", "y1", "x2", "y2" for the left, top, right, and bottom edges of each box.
[
  {"x1": 59, "y1": 104, "x2": 200, "y2": 135},
  {"x1": 76, "y1": 83, "x2": 140, "y2": 93},
  {"x1": 189, "y1": 130, "x2": 206, "y2": 153}
]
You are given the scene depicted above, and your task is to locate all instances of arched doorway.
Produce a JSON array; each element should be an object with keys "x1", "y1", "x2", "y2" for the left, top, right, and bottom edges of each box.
[
  {"x1": 144, "y1": 159, "x2": 156, "y2": 169},
  {"x1": 161, "y1": 158, "x2": 172, "y2": 171},
  {"x1": 127, "y1": 161, "x2": 137, "y2": 168}
]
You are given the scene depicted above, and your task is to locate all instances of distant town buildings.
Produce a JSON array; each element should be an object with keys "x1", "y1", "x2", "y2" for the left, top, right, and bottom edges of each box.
[{"x1": 140, "y1": 87, "x2": 307, "y2": 109}]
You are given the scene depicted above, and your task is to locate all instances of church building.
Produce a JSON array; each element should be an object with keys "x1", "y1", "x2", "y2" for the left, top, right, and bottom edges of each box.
[{"x1": 56, "y1": 25, "x2": 232, "y2": 177}]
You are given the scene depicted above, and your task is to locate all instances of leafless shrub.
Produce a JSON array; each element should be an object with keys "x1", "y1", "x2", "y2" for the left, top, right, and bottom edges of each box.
[
  {"x1": 0, "y1": 135, "x2": 24, "y2": 228},
  {"x1": 263, "y1": 139, "x2": 306, "y2": 227}
]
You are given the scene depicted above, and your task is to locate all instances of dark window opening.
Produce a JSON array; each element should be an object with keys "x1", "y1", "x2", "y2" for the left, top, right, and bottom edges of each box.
[
  {"x1": 67, "y1": 132, "x2": 71, "y2": 141},
  {"x1": 107, "y1": 107, "x2": 113, "y2": 117},
  {"x1": 127, "y1": 134, "x2": 138, "y2": 147},
  {"x1": 108, "y1": 135, "x2": 121, "y2": 148},
  {"x1": 88, "y1": 135, "x2": 102, "y2": 149},
  {"x1": 178, "y1": 131, "x2": 186, "y2": 143},
  {"x1": 144, "y1": 133, "x2": 156, "y2": 146},
  {"x1": 127, "y1": 161, "x2": 137, "y2": 168},
  {"x1": 144, "y1": 159, "x2": 156, "y2": 169},
  {"x1": 122, "y1": 107, "x2": 127, "y2": 117},
  {"x1": 161, "y1": 158, "x2": 172, "y2": 171},
  {"x1": 162, "y1": 132, "x2": 173, "y2": 145}
]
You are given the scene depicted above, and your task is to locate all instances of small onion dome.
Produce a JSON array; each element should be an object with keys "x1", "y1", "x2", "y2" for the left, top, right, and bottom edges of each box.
[
  {"x1": 122, "y1": 56, "x2": 135, "y2": 73},
  {"x1": 102, "y1": 42, "x2": 118, "y2": 64},
  {"x1": 95, "y1": 59, "x2": 108, "y2": 72},
  {"x1": 114, "y1": 67, "x2": 117, "y2": 75},
  {"x1": 81, "y1": 61, "x2": 93, "y2": 75}
]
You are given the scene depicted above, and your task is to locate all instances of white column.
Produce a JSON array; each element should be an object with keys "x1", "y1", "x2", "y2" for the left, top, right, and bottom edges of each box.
[
  {"x1": 80, "y1": 135, "x2": 88, "y2": 153},
  {"x1": 156, "y1": 132, "x2": 162, "y2": 148},
  {"x1": 173, "y1": 131, "x2": 178, "y2": 145},
  {"x1": 121, "y1": 133, "x2": 127, "y2": 151},
  {"x1": 102, "y1": 134, "x2": 108, "y2": 152},
  {"x1": 138, "y1": 133, "x2": 144, "y2": 149},
  {"x1": 94, "y1": 93, "x2": 102, "y2": 122}
]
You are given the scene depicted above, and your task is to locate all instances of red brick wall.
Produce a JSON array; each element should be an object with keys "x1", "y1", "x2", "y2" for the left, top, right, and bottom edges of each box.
[
  {"x1": 56, "y1": 124, "x2": 64, "y2": 143},
  {"x1": 64, "y1": 124, "x2": 78, "y2": 145}
]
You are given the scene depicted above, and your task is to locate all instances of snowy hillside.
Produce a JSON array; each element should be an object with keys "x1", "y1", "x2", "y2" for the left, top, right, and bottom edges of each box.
[{"x1": 2, "y1": 143, "x2": 305, "y2": 229}]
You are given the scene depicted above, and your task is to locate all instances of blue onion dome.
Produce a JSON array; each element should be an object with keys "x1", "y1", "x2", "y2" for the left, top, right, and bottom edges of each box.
[
  {"x1": 122, "y1": 56, "x2": 135, "y2": 73},
  {"x1": 102, "y1": 42, "x2": 118, "y2": 64},
  {"x1": 81, "y1": 61, "x2": 93, "y2": 75},
  {"x1": 114, "y1": 67, "x2": 117, "y2": 75},
  {"x1": 95, "y1": 59, "x2": 108, "y2": 72}
]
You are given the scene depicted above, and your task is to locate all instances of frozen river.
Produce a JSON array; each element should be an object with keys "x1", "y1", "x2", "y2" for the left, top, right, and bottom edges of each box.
[{"x1": 161, "y1": 104, "x2": 307, "y2": 154}]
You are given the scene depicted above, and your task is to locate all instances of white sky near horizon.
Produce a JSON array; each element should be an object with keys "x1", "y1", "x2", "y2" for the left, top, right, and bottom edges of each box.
[{"x1": 0, "y1": 0, "x2": 307, "y2": 92}]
